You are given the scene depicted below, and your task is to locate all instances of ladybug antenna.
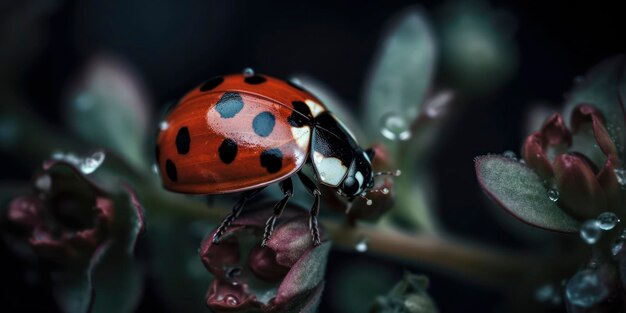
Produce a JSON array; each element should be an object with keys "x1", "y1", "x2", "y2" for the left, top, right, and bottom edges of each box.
[
  {"x1": 374, "y1": 169, "x2": 402, "y2": 177},
  {"x1": 368, "y1": 187, "x2": 390, "y2": 195}
]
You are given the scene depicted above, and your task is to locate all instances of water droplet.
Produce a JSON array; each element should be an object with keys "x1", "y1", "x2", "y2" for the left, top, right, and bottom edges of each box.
[
  {"x1": 355, "y1": 237, "x2": 368, "y2": 252},
  {"x1": 580, "y1": 220, "x2": 601, "y2": 245},
  {"x1": 366, "y1": 199, "x2": 373, "y2": 206},
  {"x1": 535, "y1": 283, "x2": 561, "y2": 305},
  {"x1": 503, "y1": 150, "x2": 517, "y2": 160},
  {"x1": 596, "y1": 212, "x2": 620, "y2": 230},
  {"x1": 80, "y1": 151, "x2": 105, "y2": 174},
  {"x1": 565, "y1": 269, "x2": 609, "y2": 308},
  {"x1": 226, "y1": 267, "x2": 242, "y2": 280},
  {"x1": 612, "y1": 238, "x2": 624, "y2": 256},
  {"x1": 159, "y1": 121, "x2": 169, "y2": 131},
  {"x1": 380, "y1": 112, "x2": 411, "y2": 141},
  {"x1": 381, "y1": 187, "x2": 389, "y2": 195},
  {"x1": 34, "y1": 175, "x2": 51, "y2": 192},
  {"x1": 394, "y1": 169, "x2": 402, "y2": 176},
  {"x1": 242, "y1": 67, "x2": 255, "y2": 77},
  {"x1": 547, "y1": 188, "x2": 559, "y2": 202},
  {"x1": 615, "y1": 168, "x2": 626, "y2": 189},
  {"x1": 225, "y1": 295, "x2": 239, "y2": 306},
  {"x1": 424, "y1": 91, "x2": 453, "y2": 118}
]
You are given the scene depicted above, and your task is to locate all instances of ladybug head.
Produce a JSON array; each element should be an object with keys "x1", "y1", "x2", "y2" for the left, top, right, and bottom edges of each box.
[
  {"x1": 338, "y1": 150, "x2": 374, "y2": 198},
  {"x1": 338, "y1": 148, "x2": 401, "y2": 204}
]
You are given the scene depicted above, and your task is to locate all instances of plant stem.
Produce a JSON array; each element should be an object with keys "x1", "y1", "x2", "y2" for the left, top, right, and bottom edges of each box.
[
  {"x1": 325, "y1": 220, "x2": 539, "y2": 286},
  {"x1": 142, "y1": 187, "x2": 539, "y2": 285}
]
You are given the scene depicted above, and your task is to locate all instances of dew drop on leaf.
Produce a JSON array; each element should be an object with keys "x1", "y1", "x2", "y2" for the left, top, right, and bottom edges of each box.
[
  {"x1": 534, "y1": 283, "x2": 561, "y2": 305},
  {"x1": 355, "y1": 236, "x2": 369, "y2": 253},
  {"x1": 596, "y1": 212, "x2": 620, "y2": 231},
  {"x1": 242, "y1": 67, "x2": 255, "y2": 77},
  {"x1": 611, "y1": 238, "x2": 624, "y2": 256},
  {"x1": 580, "y1": 220, "x2": 601, "y2": 245},
  {"x1": 80, "y1": 151, "x2": 105, "y2": 174},
  {"x1": 565, "y1": 269, "x2": 609, "y2": 308},
  {"x1": 503, "y1": 150, "x2": 517, "y2": 160},
  {"x1": 379, "y1": 112, "x2": 411, "y2": 141},
  {"x1": 34, "y1": 174, "x2": 51, "y2": 192},
  {"x1": 547, "y1": 188, "x2": 559, "y2": 202},
  {"x1": 614, "y1": 168, "x2": 626, "y2": 189},
  {"x1": 225, "y1": 295, "x2": 239, "y2": 306}
]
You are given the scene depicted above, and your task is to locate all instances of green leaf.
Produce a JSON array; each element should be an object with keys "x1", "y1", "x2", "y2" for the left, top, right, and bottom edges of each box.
[
  {"x1": 371, "y1": 272, "x2": 438, "y2": 313},
  {"x1": 563, "y1": 55, "x2": 626, "y2": 162},
  {"x1": 435, "y1": 0, "x2": 518, "y2": 95},
  {"x1": 65, "y1": 56, "x2": 151, "y2": 170},
  {"x1": 475, "y1": 155, "x2": 579, "y2": 233},
  {"x1": 54, "y1": 241, "x2": 111, "y2": 313},
  {"x1": 363, "y1": 7, "x2": 436, "y2": 152}
]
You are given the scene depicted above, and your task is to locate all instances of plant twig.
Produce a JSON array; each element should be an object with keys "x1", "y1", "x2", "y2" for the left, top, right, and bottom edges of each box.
[{"x1": 326, "y1": 220, "x2": 540, "y2": 286}]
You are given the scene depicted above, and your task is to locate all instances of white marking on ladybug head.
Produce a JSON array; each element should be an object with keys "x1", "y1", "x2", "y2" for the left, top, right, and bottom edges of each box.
[
  {"x1": 290, "y1": 126, "x2": 311, "y2": 151},
  {"x1": 305, "y1": 99, "x2": 325, "y2": 117},
  {"x1": 313, "y1": 151, "x2": 347, "y2": 186},
  {"x1": 355, "y1": 171, "x2": 364, "y2": 187}
]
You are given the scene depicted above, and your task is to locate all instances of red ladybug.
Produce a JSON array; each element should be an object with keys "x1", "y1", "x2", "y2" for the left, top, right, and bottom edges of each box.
[{"x1": 156, "y1": 70, "x2": 397, "y2": 246}]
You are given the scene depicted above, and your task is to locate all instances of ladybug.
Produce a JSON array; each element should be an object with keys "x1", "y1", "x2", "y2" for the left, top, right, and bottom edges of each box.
[{"x1": 155, "y1": 70, "x2": 398, "y2": 246}]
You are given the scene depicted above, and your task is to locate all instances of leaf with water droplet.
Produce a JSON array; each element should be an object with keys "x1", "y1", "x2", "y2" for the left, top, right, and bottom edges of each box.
[
  {"x1": 565, "y1": 269, "x2": 610, "y2": 308},
  {"x1": 597, "y1": 212, "x2": 620, "y2": 230},
  {"x1": 580, "y1": 220, "x2": 601, "y2": 244},
  {"x1": 363, "y1": 7, "x2": 436, "y2": 148},
  {"x1": 475, "y1": 155, "x2": 579, "y2": 233},
  {"x1": 563, "y1": 55, "x2": 626, "y2": 161},
  {"x1": 65, "y1": 55, "x2": 151, "y2": 171}
]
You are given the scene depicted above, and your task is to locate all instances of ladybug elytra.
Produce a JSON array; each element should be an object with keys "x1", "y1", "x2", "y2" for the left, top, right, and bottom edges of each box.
[{"x1": 156, "y1": 71, "x2": 397, "y2": 246}]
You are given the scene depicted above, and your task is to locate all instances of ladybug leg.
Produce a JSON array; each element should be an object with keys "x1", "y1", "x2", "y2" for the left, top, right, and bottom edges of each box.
[
  {"x1": 213, "y1": 187, "x2": 265, "y2": 244},
  {"x1": 261, "y1": 178, "x2": 293, "y2": 247},
  {"x1": 297, "y1": 172, "x2": 322, "y2": 246}
]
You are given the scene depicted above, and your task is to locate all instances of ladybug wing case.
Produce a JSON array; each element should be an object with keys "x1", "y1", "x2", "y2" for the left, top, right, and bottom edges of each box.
[{"x1": 157, "y1": 91, "x2": 310, "y2": 194}]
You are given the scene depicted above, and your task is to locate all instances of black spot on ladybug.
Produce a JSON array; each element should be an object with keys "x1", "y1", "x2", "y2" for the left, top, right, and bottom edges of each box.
[
  {"x1": 155, "y1": 145, "x2": 160, "y2": 163},
  {"x1": 260, "y1": 148, "x2": 283, "y2": 173},
  {"x1": 288, "y1": 101, "x2": 312, "y2": 127},
  {"x1": 215, "y1": 92, "x2": 244, "y2": 118},
  {"x1": 166, "y1": 159, "x2": 178, "y2": 182},
  {"x1": 176, "y1": 127, "x2": 191, "y2": 154},
  {"x1": 252, "y1": 111, "x2": 276, "y2": 137},
  {"x1": 218, "y1": 138, "x2": 238, "y2": 164},
  {"x1": 244, "y1": 75, "x2": 266, "y2": 85},
  {"x1": 200, "y1": 76, "x2": 224, "y2": 91}
]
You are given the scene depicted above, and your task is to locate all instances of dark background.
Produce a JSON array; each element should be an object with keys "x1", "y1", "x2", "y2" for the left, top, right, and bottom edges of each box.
[{"x1": 2, "y1": 0, "x2": 626, "y2": 312}]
